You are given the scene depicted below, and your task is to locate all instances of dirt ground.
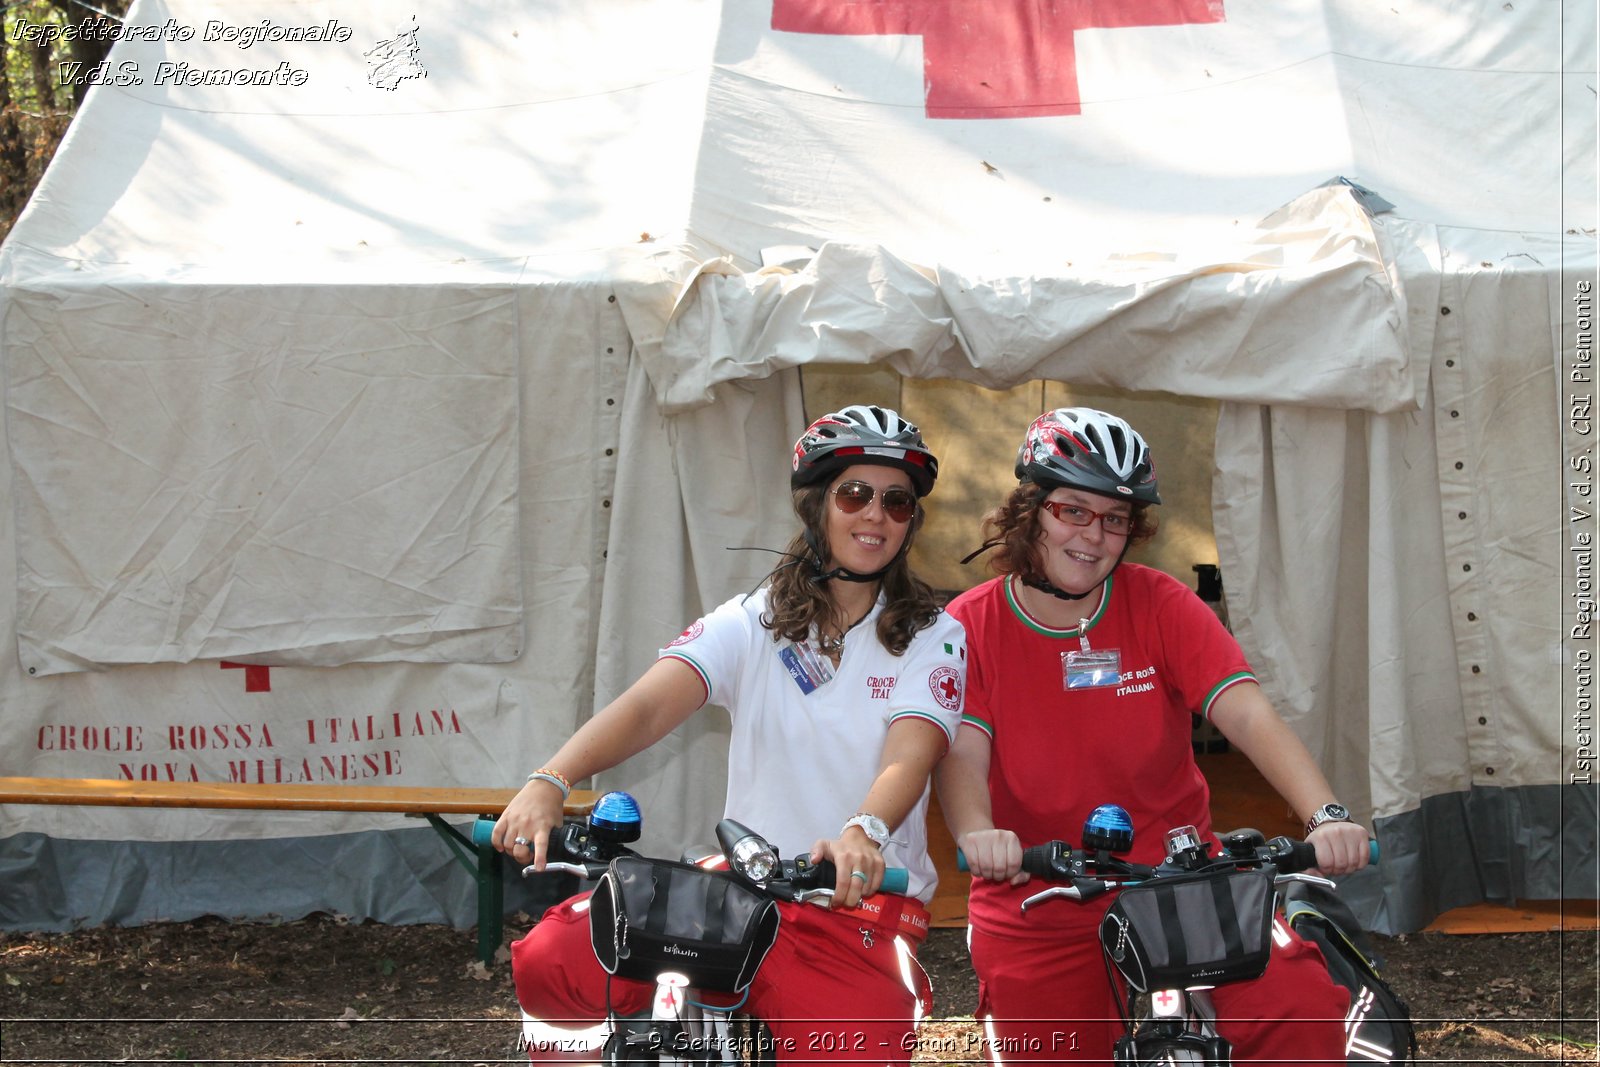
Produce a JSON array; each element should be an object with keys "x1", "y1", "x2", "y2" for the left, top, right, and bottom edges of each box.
[{"x1": 1, "y1": 912, "x2": 1596, "y2": 1065}]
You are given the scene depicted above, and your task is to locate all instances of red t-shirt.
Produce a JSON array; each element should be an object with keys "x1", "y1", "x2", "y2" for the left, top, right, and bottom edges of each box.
[{"x1": 946, "y1": 565, "x2": 1254, "y2": 936}]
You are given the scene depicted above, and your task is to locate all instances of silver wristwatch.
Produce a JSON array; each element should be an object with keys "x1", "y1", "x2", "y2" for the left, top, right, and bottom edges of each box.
[
  {"x1": 1305, "y1": 802, "x2": 1351, "y2": 836},
  {"x1": 842, "y1": 812, "x2": 890, "y2": 848}
]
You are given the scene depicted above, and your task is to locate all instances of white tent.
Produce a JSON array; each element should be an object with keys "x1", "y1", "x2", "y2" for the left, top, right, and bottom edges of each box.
[{"x1": 0, "y1": 0, "x2": 1594, "y2": 934}]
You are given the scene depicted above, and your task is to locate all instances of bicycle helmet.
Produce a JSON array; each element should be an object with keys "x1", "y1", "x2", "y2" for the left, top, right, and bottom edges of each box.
[
  {"x1": 1014, "y1": 408, "x2": 1160, "y2": 505},
  {"x1": 791, "y1": 404, "x2": 938, "y2": 497}
]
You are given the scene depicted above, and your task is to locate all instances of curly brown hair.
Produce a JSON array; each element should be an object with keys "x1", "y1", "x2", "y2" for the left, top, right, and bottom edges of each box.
[
  {"x1": 980, "y1": 483, "x2": 1159, "y2": 585},
  {"x1": 763, "y1": 483, "x2": 943, "y2": 656}
]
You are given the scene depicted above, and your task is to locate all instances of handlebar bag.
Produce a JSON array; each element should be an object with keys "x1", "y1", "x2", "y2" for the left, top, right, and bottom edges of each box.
[
  {"x1": 589, "y1": 855, "x2": 781, "y2": 993},
  {"x1": 1097, "y1": 867, "x2": 1274, "y2": 991}
]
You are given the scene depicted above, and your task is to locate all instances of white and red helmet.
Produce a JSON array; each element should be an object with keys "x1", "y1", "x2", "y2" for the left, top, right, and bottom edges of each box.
[
  {"x1": 791, "y1": 405, "x2": 938, "y2": 496},
  {"x1": 1015, "y1": 408, "x2": 1160, "y2": 505}
]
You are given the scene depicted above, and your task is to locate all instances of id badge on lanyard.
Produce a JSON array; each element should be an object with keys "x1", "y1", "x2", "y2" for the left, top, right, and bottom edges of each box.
[
  {"x1": 779, "y1": 640, "x2": 835, "y2": 695},
  {"x1": 1062, "y1": 618, "x2": 1122, "y2": 690}
]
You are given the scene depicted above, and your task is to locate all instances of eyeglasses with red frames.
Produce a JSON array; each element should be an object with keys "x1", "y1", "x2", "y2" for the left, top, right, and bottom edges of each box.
[
  {"x1": 1039, "y1": 499, "x2": 1133, "y2": 536},
  {"x1": 831, "y1": 480, "x2": 918, "y2": 523}
]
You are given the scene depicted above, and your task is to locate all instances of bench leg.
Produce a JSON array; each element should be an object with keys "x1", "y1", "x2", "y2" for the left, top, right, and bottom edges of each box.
[
  {"x1": 421, "y1": 813, "x2": 503, "y2": 966},
  {"x1": 475, "y1": 838, "x2": 504, "y2": 966}
]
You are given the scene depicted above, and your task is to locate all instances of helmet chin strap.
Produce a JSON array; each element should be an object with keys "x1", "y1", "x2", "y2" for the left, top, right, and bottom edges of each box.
[
  {"x1": 1021, "y1": 576, "x2": 1098, "y2": 601},
  {"x1": 804, "y1": 528, "x2": 902, "y2": 584}
]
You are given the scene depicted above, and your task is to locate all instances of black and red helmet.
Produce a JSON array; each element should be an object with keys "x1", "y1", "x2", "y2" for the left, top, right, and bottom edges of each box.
[
  {"x1": 791, "y1": 405, "x2": 938, "y2": 497},
  {"x1": 1015, "y1": 408, "x2": 1160, "y2": 505}
]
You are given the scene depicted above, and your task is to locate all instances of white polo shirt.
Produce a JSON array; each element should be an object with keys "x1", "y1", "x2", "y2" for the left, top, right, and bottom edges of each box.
[{"x1": 660, "y1": 588, "x2": 967, "y2": 904}]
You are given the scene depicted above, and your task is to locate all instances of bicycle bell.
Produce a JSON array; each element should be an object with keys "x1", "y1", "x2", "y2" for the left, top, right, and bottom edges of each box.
[{"x1": 1220, "y1": 827, "x2": 1266, "y2": 857}]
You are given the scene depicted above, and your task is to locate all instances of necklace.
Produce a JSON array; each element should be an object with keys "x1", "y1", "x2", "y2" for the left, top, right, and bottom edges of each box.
[{"x1": 817, "y1": 604, "x2": 873, "y2": 657}]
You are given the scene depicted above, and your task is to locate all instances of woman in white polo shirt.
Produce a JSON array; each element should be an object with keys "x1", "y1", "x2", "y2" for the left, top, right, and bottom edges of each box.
[{"x1": 493, "y1": 404, "x2": 967, "y2": 1064}]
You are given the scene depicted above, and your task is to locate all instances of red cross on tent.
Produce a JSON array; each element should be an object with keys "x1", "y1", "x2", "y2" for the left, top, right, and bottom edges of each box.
[
  {"x1": 221, "y1": 660, "x2": 272, "y2": 693},
  {"x1": 772, "y1": 0, "x2": 1225, "y2": 119}
]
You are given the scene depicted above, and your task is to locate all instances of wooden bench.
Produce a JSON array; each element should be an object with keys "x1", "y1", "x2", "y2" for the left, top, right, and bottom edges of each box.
[{"x1": 0, "y1": 776, "x2": 596, "y2": 964}]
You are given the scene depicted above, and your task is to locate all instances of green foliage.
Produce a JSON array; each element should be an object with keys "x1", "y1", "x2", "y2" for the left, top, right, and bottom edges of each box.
[{"x1": 0, "y1": 0, "x2": 131, "y2": 242}]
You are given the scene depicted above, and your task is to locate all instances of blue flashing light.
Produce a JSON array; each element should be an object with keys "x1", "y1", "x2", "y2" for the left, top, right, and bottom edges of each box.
[
  {"x1": 1083, "y1": 803, "x2": 1135, "y2": 853},
  {"x1": 590, "y1": 790, "x2": 643, "y2": 842}
]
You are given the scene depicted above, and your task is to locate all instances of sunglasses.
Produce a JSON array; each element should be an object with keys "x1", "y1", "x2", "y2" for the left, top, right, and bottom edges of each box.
[
  {"x1": 1039, "y1": 499, "x2": 1133, "y2": 536},
  {"x1": 832, "y1": 481, "x2": 918, "y2": 523}
]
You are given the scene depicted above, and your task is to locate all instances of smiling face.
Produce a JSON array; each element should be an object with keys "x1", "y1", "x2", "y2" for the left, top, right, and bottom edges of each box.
[
  {"x1": 822, "y1": 464, "x2": 916, "y2": 575},
  {"x1": 1033, "y1": 486, "x2": 1133, "y2": 596}
]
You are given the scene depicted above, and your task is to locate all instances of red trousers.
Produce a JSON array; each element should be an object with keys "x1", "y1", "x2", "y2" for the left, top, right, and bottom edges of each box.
[
  {"x1": 967, "y1": 912, "x2": 1351, "y2": 1065},
  {"x1": 512, "y1": 892, "x2": 932, "y2": 1065}
]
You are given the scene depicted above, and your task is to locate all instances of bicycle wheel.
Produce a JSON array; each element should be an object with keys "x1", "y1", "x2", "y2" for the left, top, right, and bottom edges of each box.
[{"x1": 1115, "y1": 1028, "x2": 1230, "y2": 1065}]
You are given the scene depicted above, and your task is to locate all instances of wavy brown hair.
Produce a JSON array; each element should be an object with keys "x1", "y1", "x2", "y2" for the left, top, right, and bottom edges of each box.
[
  {"x1": 980, "y1": 483, "x2": 1159, "y2": 585},
  {"x1": 764, "y1": 483, "x2": 943, "y2": 656}
]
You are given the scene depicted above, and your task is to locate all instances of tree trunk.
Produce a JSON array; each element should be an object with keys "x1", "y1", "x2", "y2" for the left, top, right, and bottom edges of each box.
[{"x1": 0, "y1": 27, "x2": 28, "y2": 231}]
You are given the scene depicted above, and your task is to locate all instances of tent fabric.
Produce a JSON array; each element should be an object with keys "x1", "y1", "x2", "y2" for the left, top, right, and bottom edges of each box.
[
  {"x1": 647, "y1": 188, "x2": 1415, "y2": 415},
  {"x1": 7, "y1": 284, "x2": 523, "y2": 675},
  {"x1": 1, "y1": 0, "x2": 1594, "y2": 935},
  {"x1": 1217, "y1": 222, "x2": 1579, "y2": 816}
]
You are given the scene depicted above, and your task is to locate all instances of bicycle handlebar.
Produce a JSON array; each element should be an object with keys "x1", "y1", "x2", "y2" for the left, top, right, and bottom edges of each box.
[
  {"x1": 956, "y1": 834, "x2": 1378, "y2": 880},
  {"x1": 472, "y1": 816, "x2": 910, "y2": 897}
]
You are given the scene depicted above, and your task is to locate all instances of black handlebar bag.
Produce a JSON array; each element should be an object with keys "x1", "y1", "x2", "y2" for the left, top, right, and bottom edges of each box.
[
  {"x1": 589, "y1": 855, "x2": 781, "y2": 993},
  {"x1": 1097, "y1": 868, "x2": 1275, "y2": 991}
]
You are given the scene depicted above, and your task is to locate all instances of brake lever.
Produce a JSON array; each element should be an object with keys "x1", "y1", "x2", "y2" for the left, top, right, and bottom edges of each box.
[
  {"x1": 1020, "y1": 877, "x2": 1122, "y2": 911},
  {"x1": 1273, "y1": 871, "x2": 1336, "y2": 890},
  {"x1": 524, "y1": 860, "x2": 607, "y2": 880},
  {"x1": 789, "y1": 887, "x2": 837, "y2": 908}
]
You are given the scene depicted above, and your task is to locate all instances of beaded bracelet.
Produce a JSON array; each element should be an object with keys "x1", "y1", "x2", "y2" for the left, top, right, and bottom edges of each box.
[{"x1": 527, "y1": 767, "x2": 571, "y2": 800}]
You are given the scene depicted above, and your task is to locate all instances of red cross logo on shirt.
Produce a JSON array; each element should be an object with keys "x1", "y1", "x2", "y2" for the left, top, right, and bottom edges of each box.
[
  {"x1": 772, "y1": 0, "x2": 1225, "y2": 118},
  {"x1": 930, "y1": 665, "x2": 962, "y2": 710}
]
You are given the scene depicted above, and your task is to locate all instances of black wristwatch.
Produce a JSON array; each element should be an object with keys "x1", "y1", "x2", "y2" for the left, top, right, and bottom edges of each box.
[{"x1": 1305, "y1": 802, "x2": 1350, "y2": 836}]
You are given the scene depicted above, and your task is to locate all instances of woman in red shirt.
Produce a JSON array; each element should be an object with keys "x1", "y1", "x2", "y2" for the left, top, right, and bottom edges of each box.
[{"x1": 937, "y1": 407, "x2": 1370, "y2": 1065}]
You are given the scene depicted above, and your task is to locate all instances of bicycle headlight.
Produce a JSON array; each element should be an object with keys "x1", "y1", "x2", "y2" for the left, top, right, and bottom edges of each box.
[{"x1": 716, "y1": 818, "x2": 779, "y2": 883}]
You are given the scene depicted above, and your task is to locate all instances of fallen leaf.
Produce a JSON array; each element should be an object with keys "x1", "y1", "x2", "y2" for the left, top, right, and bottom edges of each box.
[
  {"x1": 465, "y1": 960, "x2": 493, "y2": 982},
  {"x1": 335, "y1": 1006, "x2": 361, "y2": 1030}
]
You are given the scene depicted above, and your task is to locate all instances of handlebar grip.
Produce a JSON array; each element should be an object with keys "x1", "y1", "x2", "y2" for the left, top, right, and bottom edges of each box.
[
  {"x1": 1020, "y1": 841, "x2": 1069, "y2": 879},
  {"x1": 1269, "y1": 837, "x2": 1320, "y2": 873},
  {"x1": 957, "y1": 842, "x2": 1069, "y2": 879},
  {"x1": 1268, "y1": 836, "x2": 1381, "y2": 872},
  {"x1": 471, "y1": 816, "x2": 497, "y2": 848},
  {"x1": 817, "y1": 858, "x2": 910, "y2": 895}
]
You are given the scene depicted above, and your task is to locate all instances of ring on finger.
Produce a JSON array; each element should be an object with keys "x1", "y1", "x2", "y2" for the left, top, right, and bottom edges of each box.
[
  {"x1": 514, "y1": 836, "x2": 531, "y2": 846},
  {"x1": 850, "y1": 870, "x2": 868, "y2": 881}
]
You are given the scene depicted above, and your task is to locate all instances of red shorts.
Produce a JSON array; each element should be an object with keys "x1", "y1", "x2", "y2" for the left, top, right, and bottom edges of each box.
[
  {"x1": 967, "y1": 907, "x2": 1351, "y2": 1065},
  {"x1": 512, "y1": 891, "x2": 932, "y2": 1065}
]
